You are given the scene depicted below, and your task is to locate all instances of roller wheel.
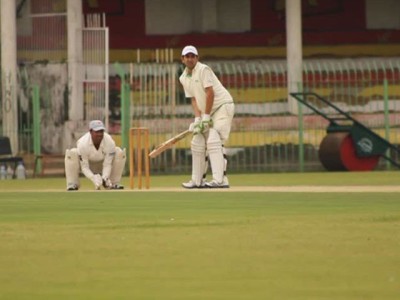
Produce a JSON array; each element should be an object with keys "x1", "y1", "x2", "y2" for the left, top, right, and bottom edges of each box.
[{"x1": 319, "y1": 132, "x2": 380, "y2": 171}]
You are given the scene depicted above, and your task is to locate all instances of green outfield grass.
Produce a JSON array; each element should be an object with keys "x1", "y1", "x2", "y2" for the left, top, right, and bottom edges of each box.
[{"x1": 0, "y1": 171, "x2": 399, "y2": 299}]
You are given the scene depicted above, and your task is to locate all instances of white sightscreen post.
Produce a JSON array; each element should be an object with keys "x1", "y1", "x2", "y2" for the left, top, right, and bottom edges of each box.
[
  {"x1": 104, "y1": 15, "x2": 109, "y2": 130},
  {"x1": 286, "y1": 0, "x2": 303, "y2": 114},
  {"x1": 67, "y1": 0, "x2": 84, "y2": 121},
  {"x1": 1, "y1": 0, "x2": 18, "y2": 153}
]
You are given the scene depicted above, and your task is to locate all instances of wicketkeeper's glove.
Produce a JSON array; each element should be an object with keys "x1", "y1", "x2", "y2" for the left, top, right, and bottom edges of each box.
[
  {"x1": 193, "y1": 114, "x2": 212, "y2": 134},
  {"x1": 102, "y1": 177, "x2": 112, "y2": 189},
  {"x1": 92, "y1": 174, "x2": 103, "y2": 190}
]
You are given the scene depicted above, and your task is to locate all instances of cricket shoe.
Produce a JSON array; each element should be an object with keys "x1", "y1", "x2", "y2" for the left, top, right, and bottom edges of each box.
[
  {"x1": 205, "y1": 177, "x2": 230, "y2": 189},
  {"x1": 181, "y1": 179, "x2": 207, "y2": 189},
  {"x1": 110, "y1": 184, "x2": 124, "y2": 190},
  {"x1": 67, "y1": 184, "x2": 79, "y2": 191}
]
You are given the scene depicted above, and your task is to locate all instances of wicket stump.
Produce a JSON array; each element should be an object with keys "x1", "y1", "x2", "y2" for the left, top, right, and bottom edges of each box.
[{"x1": 129, "y1": 127, "x2": 150, "y2": 189}]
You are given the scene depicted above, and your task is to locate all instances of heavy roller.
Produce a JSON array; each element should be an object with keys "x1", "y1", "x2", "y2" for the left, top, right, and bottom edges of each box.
[{"x1": 290, "y1": 92, "x2": 400, "y2": 171}]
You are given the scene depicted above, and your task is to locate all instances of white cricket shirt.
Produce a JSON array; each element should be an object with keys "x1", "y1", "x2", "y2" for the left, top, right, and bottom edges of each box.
[
  {"x1": 179, "y1": 61, "x2": 233, "y2": 114},
  {"x1": 76, "y1": 132, "x2": 116, "y2": 179}
]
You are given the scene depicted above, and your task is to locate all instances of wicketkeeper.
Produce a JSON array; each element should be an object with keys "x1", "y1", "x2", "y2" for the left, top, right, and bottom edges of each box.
[
  {"x1": 64, "y1": 120, "x2": 126, "y2": 191},
  {"x1": 180, "y1": 45, "x2": 235, "y2": 188}
]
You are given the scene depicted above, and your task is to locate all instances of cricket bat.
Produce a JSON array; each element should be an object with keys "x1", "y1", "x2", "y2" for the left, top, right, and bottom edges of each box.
[{"x1": 149, "y1": 129, "x2": 191, "y2": 158}]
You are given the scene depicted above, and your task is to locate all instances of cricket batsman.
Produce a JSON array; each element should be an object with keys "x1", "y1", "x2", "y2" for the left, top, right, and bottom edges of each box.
[
  {"x1": 64, "y1": 120, "x2": 126, "y2": 191},
  {"x1": 179, "y1": 45, "x2": 235, "y2": 188}
]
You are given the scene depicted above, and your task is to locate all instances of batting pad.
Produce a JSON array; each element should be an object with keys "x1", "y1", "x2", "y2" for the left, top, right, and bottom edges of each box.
[
  {"x1": 65, "y1": 148, "x2": 80, "y2": 188},
  {"x1": 109, "y1": 147, "x2": 126, "y2": 185},
  {"x1": 223, "y1": 145, "x2": 227, "y2": 175},
  {"x1": 191, "y1": 134, "x2": 206, "y2": 186},
  {"x1": 203, "y1": 153, "x2": 209, "y2": 180},
  {"x1": 207, "y1": 129, "x2": 224, "y2": 183}
]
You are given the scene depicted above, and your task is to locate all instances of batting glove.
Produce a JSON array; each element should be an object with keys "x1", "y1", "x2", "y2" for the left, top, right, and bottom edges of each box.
[
  {"x1": 92, "y1": 174, "x2": 103, "y2": 190},
  {"x1": 188, "y1": 117, "x2": 201, "y2": 132},
  {"x1": 194, "y1": 114, "x2": 212, "y2": 134}
]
